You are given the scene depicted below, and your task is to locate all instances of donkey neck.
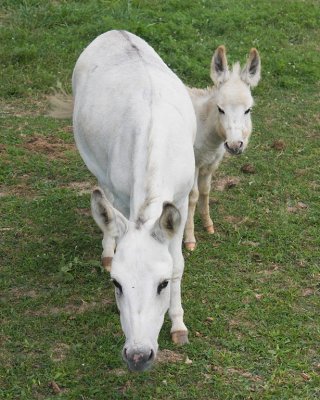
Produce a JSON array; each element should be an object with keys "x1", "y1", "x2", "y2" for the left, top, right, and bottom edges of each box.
[{"x1": 130, "y1": 123, "x2": 175, "y2": 227}]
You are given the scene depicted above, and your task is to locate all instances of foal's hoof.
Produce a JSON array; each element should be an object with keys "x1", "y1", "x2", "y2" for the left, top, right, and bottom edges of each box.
[
  {"x1": 171, "y1": 330, "x2": 189, "y2": 345},
  {"x1": 205, "y1": 225, "x2": 215, "y2": 234},
  {"x1": 101, "y1": 257, "x2": 113, "y2": 272},
  {"x1": 184, "y1": 242, "x2": 196, "y2": 251}
]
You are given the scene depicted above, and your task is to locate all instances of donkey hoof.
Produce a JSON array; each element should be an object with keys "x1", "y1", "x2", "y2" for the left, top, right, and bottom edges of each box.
[
  {"x1": 101, "y1": 257, "x2": 113, "y2": 272},
  {"x1": 205, "y1": 225, "x2": 215, "y2": 234},
  {"x1": 184, "y1": 242, "x2": 196, "y2": 251},
  {"x1": 171, "y1": 330, "x2": 189, "y2": 345}
]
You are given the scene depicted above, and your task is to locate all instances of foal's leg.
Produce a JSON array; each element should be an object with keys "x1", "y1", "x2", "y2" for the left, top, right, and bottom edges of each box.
[
  {"x1": 184, "y1": 168, "x2": 199, "y2": 251},
  {"x1": 198, "y1": 166, "x2": 214, "y2": 233}
]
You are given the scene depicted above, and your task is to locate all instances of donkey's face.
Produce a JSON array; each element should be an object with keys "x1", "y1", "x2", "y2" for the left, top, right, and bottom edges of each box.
[
  {"x1": 211, "y1": 46, "x2": 261, "y2": 155},
  {"x1": 91, "y1": 189, "x2": 181, "y2": 372},
  {"x1": 111, "y1": 229, "x2": 172, "y2": 372}
]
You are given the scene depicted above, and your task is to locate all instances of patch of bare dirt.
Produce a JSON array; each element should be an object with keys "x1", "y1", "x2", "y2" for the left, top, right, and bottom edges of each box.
[
  {"x1": 62, "y1": 125, "x2": 73, "y2": 133},
  {"x1": 25, "y1": 298, "x2": 113, "y2": 317},
  {"x1": 50, "y1": 342, "x2": 70, "y2": 362},
  {"x1": 22, "y1": 135, "x2": 76, "y2": 160},
  {"x1": 228, "y1": 315, "x2": 257, "y2": 331},
  {"x1": 9, "y1": 288, "x2": 38, "y2": 299},
  {"x1": 224, "y1": 215, "x2": 250, "y2": 226},
  {"x1": 301, "y1": 288, "x2": 316, "y2": 297},
  {"x1": 0, "y1": 96, "x2": 48, "y2": 117},
  {"x1": 227, "y1": 367, "x2": 263, "y2": 382},
  {"x1": 0, "y1": 181, "x2": 37, "y2": 199},
  {"x1": 110, "y1": 368, "x2": 127, "y2": 376},
  {"x1": 287, "y1": 201, "x2": 308, "y2": 213},
  {"x1": 214, "y1": 176, "x2": 241, "y2": 191},
  {"x1": 257, "y1": 264, "x2": 281, "y2": 279},
  {"x1": 76, "y1": 208, "x2": 91, "y2": 216},
  {"x1": 241, "y1": 240, "x2": 260, "y2": 247},
  {"x1": 211, "y1": 365, "x2": 263, "y2": 383},
  {"x1": 62, "y1": 181, "x2": 93, "y2": 195},
  {"x1": 156, "y1": 349, "x2": 184, "y2": 363}
]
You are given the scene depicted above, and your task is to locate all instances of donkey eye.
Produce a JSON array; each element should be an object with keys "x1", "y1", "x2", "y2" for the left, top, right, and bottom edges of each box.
[
  {"x1": 112, "y1": 279, "x2": 123, "y2": 294},
  {"x1": 217, "y1": 105, "x2": 225, "y2": 114},
  {"x1": 244, "y1": 108, "x2": 252, "y2": 115},
  {"x1": 157, "y1": 280, "x2": 169, "y2": 295}
]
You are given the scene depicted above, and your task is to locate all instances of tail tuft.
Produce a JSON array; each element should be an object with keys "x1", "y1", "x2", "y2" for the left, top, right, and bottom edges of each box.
[{"x1": 47, "y1": 89, "x2": 73, "y2": 119}]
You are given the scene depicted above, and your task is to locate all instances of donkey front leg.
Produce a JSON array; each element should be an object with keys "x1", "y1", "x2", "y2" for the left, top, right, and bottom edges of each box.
[
  {"x1": 184, "y1": 168, "x2": 199, "y2": 251},
  {"x1": 170, "y1": 273, "x2": 188, "y2": 345},
  {"x1": 198, "y1": 166, "x2": 214, "y2": 234},
  {"x1": 170, "y1": 203, "x2": 189, "y2": 344}
]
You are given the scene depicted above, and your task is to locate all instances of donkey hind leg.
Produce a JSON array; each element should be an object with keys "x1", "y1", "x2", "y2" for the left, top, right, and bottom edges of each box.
[
  {"x1": 198, "y1": 167, "x2": 214, "y2": 234},
  {"x1": 169, "y1": 201, "x2": 189, "y2": 344},
  {"x1": 101, "y1": 235, "x2": 116, "y2": 272},
  {"x1": 184, "y1": 168, "x2": 199, "y2": 251}
]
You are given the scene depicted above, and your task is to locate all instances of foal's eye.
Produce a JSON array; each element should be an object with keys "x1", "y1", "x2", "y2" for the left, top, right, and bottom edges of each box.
[
  {"x1": 157, "y1": 280, "x2": 169, "y2": 295},
  {"x1": 112, "y1": 279, "x2": 123, "y2": 294},
  {"x1": 217, "y1": 105, "x2": 225, "y2": 114},
  {"x1": 244, "y1": 108, "x2": 252, "y2": 115}
]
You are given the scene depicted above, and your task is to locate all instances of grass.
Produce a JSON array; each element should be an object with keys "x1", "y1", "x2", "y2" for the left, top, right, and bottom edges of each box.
[{"x1": 1, "y1": 0, "x2": 319, "y2": 399}]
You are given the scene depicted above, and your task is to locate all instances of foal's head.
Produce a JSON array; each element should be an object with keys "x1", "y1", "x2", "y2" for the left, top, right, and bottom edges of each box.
[{"x1": 211, "y1": 46, "x2": 261, "y2": 155}]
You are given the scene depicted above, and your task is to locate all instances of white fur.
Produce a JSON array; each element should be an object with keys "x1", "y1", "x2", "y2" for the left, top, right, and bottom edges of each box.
[
  {"x1": 184, "y1": 47, "x2": 261, "y2": 247},
  {"x1": 72, "y1": 30, "x2": 196, "y2": 371}
]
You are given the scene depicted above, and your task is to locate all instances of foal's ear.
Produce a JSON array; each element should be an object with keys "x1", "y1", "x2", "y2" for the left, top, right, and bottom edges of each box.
[
  {"x1": 91, "y1": 187, "x2": 128, "y2": 240},
  {"x1": 151, "y1": 202, "x2": 181, "y2": 242},
  {"x1": 241, "y1": 48, "x2": 261, "y2": 88},
  {"x1": 210, "y1": 45, "x2": 229, "y2": 86}
]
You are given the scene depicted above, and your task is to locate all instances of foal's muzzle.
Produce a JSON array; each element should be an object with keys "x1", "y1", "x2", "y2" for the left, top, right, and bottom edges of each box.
[
  {"x1": 224, "y1": 140, "x2": 244, "y2": 155},
  {"x1": 123, "y1": 346, "x2": 156, "y2": 372}
]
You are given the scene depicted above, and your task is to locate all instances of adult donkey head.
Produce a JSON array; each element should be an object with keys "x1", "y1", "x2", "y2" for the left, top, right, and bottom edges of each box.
[{"x1": 91, "y1": 188, "x2": 182, "y2": 372}]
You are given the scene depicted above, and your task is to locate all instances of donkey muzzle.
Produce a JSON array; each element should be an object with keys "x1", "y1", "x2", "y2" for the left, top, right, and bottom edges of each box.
[
  {"x1": 123, "y1": 345, "x2": 155, "y2": 372},
  {"x1": 224, "y1": 140, "x2": 244, "y2": 155}
]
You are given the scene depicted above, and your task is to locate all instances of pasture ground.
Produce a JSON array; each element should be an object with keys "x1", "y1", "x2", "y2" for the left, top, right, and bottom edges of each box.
[{"x1": 1, "y1": 1, "x2": 319, "y2": 399}]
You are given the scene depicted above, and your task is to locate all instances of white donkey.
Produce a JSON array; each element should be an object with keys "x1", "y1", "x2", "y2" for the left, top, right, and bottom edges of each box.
[
  {"x1": 184, "y1": 46, "x2": 261, "y2": 250},
  {"x1": 72, "y1": 30, "x2": 196, "y2": 371}
]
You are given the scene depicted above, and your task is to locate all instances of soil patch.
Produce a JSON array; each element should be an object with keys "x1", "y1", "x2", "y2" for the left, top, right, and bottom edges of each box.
[
  {"x1": 22, "y1": 135, "x2": 76, "y2": 160},
  {"x1": 25, "y1": 298, "x2": 113, "y2": 317}
]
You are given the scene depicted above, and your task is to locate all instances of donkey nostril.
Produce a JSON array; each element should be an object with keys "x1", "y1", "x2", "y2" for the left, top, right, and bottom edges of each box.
[
  {"x1": 239, "y1": 141, "x2": 243, "y2": 148},
  {"x1": 148, "y1": 349, "x2": 154, "y2": 361},
  {"x1": 124, "y1": 348, "x2": 128, "y2": 360}
]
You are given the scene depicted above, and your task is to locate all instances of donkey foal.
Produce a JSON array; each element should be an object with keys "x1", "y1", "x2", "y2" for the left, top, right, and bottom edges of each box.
[{"x1": 184, "y1": 46, "x2": 261, "y2": 250}]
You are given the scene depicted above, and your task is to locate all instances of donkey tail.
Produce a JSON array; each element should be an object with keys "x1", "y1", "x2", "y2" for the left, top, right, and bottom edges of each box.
[{"x1": 47, "y1": 89, "x2": 73, "y2": 119}]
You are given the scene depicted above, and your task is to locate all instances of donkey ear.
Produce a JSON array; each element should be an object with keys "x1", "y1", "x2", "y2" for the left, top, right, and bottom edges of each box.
[
  {"x1": 151, "y1": 202, "x2": 181, "y2": 242},
  {"x1": 210, "y1": 45, "x2": 229, "y2": 85},
  {"x1": 91, "y1": 187, "x2": 128, "y2": 240},
  {"x1": 241, "y1": 48, "x2": 261, "y2": 88}
]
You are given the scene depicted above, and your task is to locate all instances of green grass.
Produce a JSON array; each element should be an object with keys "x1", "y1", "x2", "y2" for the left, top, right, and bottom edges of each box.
[{"x1": 1, "y1": 0, "x2": 319, "y2": 399}]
